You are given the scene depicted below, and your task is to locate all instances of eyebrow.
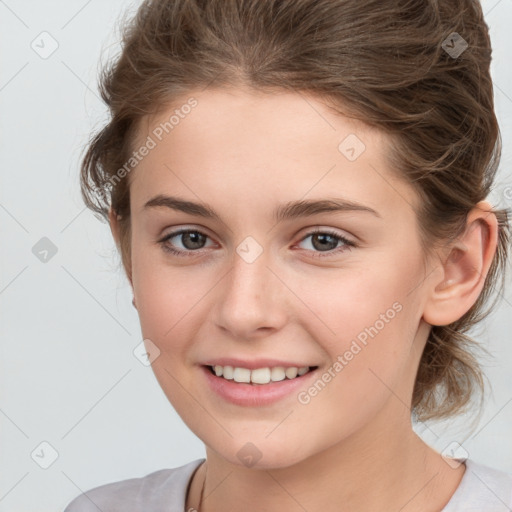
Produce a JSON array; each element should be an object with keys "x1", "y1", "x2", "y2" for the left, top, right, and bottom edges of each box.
[{"x1": 143, "y1": 194, "x2": 382, "y2": 222}]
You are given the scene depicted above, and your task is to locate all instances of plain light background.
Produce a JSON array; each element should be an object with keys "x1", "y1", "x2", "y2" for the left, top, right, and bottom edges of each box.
[{"x1": 1, "y1": 0, "x2": 511, "y2": 510}]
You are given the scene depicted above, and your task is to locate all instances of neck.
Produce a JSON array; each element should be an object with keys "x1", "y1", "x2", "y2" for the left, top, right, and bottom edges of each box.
[{"x1": 188, "y1": 409, "x2": 465, "y2": 512}]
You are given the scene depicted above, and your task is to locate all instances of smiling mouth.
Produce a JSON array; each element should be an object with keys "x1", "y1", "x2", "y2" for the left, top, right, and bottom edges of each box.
[{"x1": 207, "y1": 364, "x2": 318, "y2": 385}]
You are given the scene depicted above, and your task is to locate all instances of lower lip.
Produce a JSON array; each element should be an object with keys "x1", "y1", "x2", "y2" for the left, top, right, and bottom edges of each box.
[{"x1": 200, "y1": 365, "x2": 317, "y2": 407}]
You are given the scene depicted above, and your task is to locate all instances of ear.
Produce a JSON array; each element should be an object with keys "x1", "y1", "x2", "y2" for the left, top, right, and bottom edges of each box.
[
  {"x1": 422, "y1": 201, "x2": 499, "y2": 326},
  {"x1": 108, "y1": 206, "x2": 122, "y2": 249},
  {"x1": 108, "y1": 207, "x2": 134, "y2": 292}
]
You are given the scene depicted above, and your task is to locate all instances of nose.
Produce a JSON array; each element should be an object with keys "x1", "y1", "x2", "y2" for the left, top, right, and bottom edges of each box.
[{"x1": 213, "y1": 246, "x2": 289, "y2": 340}]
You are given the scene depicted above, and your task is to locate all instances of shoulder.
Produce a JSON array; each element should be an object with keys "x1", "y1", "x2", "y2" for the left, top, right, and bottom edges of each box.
[
  {"x1": 443, "y1": 458, "x2": 512, "y2": 511},
  {"x1": 62, "y1": 458, "x2": 205, "y2": 512}
]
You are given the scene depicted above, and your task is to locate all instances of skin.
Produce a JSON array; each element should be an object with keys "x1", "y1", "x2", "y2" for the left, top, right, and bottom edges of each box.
[{"x1": 109, "y1": 86, "x2": 498, "y2": 512}]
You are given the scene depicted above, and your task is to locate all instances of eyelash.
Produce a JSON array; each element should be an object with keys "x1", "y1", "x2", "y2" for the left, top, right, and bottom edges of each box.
[{"x1": 158, "y1": 228, "x2": 356, "y2": 259}]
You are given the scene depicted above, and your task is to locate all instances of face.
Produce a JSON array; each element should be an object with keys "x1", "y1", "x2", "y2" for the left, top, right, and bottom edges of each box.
[{"x1": 123, "y1": 87, "x2": 437, "y2": 469}]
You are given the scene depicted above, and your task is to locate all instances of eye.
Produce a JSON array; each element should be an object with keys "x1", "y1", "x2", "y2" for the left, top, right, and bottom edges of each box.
[
  {"x1": 158, "y1": 227, "x2": 356, "y2": 258},
  {"x1": 158, "y1": 229, "x2": 215, "y2": 257},
  {"x1": 296, "y1": 228, "x2": 355, "y2": 258}
]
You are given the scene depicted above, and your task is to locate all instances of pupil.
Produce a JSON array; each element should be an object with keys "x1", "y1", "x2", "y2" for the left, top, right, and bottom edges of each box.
[
  {"x1": 184, "y1": 232, "x2": 205, "y2": 249},
  {"x1": 313, "y1": 234, "x2": 337, "y2": 251}
]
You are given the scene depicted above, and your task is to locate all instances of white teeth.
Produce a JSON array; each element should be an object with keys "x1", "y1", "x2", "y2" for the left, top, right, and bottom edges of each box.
[
  {"x1": 251, "y1": 368, "x2": 271, "y2": 384},
  {"x1": 285, "y1": 367, "x2": 298, "y2": 379},
  {"x1": 233, "y1": 367, "x2": 251, "y2": 383},
  {"x1": 210, "y1": 364, "x2": 313, "y2": 384},
  {"x1": 223, "y1": 365, "x2": 234, "y2": 380},
  {"x1": 270, "y1": 366, "x2": 286, "y2": 381}
]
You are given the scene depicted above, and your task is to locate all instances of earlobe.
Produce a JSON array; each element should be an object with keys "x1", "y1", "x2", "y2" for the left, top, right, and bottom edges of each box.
[{"x1": 422, "y1": 201, "x2": 498, "y2": 327}]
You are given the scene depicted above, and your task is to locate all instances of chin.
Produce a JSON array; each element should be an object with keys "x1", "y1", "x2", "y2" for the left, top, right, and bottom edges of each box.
[{"x1": 206, "y1": 436, "x2": 313, "y2": 471}]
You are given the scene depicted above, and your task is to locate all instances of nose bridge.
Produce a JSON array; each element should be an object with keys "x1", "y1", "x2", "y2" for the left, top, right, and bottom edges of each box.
[
  {"x1": 231, "y1": 243, "x2": 269, "y2": 294},
  {"x1": 227, "y1": 239, "x2": 273, "y2": 306},
  {"x1": 214, "y1": 236, "x2": 287, "y2": 337}
]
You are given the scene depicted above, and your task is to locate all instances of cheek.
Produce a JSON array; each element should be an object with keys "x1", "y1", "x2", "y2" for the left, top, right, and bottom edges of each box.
[
  {"x1": 302, "y1": 263, "x2": 414, "y2": 347},
  {"x1": 298, "y1": 255, "x2": 422, "y2": 394},
  {"x1": 290, "y1": 289, "x2": 419, "y2": 449},
  {"x1": 131, "y1": 248, "x2": 204, "y2": 344}
]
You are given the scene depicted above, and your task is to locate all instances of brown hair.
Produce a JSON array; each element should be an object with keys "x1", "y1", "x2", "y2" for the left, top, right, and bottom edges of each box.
[{"x1": 80, "y1": 0, "x2": 510, "y2": 423}]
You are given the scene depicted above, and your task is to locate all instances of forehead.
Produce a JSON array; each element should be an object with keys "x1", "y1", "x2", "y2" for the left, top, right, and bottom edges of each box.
[
  {"x1": 128, "y1": 87, "x2": 419, "y2": 221},
  {"x1": 133, "y1": 86, "x2": 383, "y2": 154}
]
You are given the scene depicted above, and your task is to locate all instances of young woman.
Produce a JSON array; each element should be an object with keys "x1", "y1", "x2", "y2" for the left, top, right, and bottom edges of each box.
[{"x1": 64, "y1": 0, "x2": 512, "y2": 510}]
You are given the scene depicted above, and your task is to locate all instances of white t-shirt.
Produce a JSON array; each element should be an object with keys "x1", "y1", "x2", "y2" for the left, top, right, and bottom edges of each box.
[{"x1": 63, "y1": 457, "x2": 512, "y2": 511}]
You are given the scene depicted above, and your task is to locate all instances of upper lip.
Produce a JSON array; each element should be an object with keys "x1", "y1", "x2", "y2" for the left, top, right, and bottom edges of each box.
[{"x1": 201, "y1": 358, "x2": 318, "y2": 370}]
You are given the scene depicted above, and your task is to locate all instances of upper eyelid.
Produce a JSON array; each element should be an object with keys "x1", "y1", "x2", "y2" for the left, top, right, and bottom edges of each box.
[
  {"x1": 303, "y1": 227, "x2": 354, "y2": 241},
  {"x1": 161, "y1": 227, "x2": 213, "y2": 241}
]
